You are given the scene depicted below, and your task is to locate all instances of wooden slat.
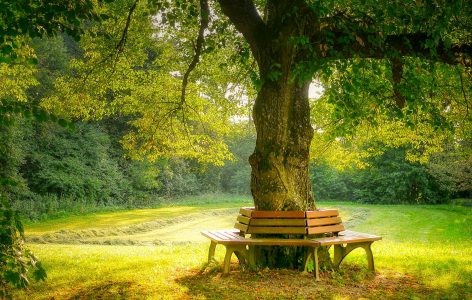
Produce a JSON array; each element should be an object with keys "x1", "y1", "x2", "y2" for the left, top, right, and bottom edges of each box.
[
  {"x1": 202, "y1": 230, "x2": 320, "y2": 246},
  {"x1": 250, "y1": 218, "x2": 306, "y2": 226},
  {"x1": 241, "y1": 238, "x2": 320, "y2": 246},
  {"x1": 202, "y1": 231, "x2": 228, "y2": 242},
  {"x1": 239, "y1": 207, "x2": 254, "y2": 217},
  {"x1": 201, "y1": 231, "x2": 220, "y2": 241},
  {"x1": 307, "y1": 217, "x2": 341, "y2": 227},
  {"x1": 251, "y1": 210, "x2": 305, "y2": 219},
  {"x1": 306, "y1": 209, "x2": 339, "y2": 218},
  {"x1": 315, "y1": 230, "x2": 382, "y2": 246},
  {"x1": 247, "y1": 226, "x2": 307, "y2": 234},
  {"x1": 234, "y1": 222, "x2": 248, "y2": 232},
  {"x1": 307, "y1": 224, "x2": 345, "y2": 235},
  {"x1": 237, "y1": 215, "x2": 251, "y2": 225},
  {"x1": 211, "y1": 231, "x2": 231, "y2": 241},
  {"x1": 219, "y1": 231, "x2": 242, "y2": 240}
]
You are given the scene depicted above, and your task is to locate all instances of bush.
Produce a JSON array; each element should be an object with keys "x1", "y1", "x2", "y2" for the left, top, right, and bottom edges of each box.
[
  {"x1": 0, "y1": 195, "x2": 46, "y2": 298},
  {"x1": 310, "y1": 162, "x2": 352, "y2": 201},
  {"x1": 351, "y1": 148, "x2": 448, "y2": 204},
  {"x1": 311, "y1": 147, "x2": 450, "y2": 204}
]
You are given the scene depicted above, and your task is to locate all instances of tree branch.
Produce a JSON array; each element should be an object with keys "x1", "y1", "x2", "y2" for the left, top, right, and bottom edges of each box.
[
  {"x1": 323, "y1": 30, "x2": 472, "y2": 67},
  {"x1": 81, "y1": 0, "x2": 139, "y2": 83},
  {"x1": 391, "y1": 58, "x2": 405, "y2": 108},
  {"x1": 218, "y1": 0, "x2": 268, "y2": 65},
  {"x1": 115, "y1": 0, "x2": 139, "y2": 54},
  {"x1": 180, "y1": 0, "x2": 209, "y2": 105}
]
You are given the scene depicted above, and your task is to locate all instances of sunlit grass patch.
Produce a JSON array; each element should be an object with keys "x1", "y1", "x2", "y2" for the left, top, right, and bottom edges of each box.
[
  {"x1": 25, "y1": 195, "x2": 252, "y2": 235},
  {"x1": 16, "y1": 244, "x2": 205, "y2": 299}
]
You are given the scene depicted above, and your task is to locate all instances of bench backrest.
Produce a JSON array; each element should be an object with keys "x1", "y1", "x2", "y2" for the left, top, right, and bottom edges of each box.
[{"x1": 235, "y1": 207, "x2": 345, "y2": 236}]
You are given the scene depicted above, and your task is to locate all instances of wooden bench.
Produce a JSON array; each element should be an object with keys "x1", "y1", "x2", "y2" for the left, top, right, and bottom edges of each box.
[{"x1": 201, "y1": 207, "x2": 381, "y2": 280}]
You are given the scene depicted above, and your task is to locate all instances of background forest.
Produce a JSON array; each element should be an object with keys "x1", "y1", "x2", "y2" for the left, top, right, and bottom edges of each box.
[{"x1": 1, "y1": 32, "x2": 470, "y2": 221}]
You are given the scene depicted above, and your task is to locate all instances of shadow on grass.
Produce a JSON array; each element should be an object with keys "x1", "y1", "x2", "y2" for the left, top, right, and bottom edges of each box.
[
  {"x1": 67, "y1": 280, "x2": 136, "y2": 299},
  {"x1": 176, "y1": 264, "x2": 471, "y2": 300}
]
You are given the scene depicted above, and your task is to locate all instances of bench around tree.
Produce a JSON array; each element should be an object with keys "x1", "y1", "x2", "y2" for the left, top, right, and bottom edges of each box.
[{"x1": 201, "y1": 207, "x2": 381, "y2": 280}]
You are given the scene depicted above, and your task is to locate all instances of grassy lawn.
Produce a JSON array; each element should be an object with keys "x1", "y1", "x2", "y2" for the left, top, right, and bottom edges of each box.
[{"x1": 15, "y1": 196, "x2": 472, "y2": 299}]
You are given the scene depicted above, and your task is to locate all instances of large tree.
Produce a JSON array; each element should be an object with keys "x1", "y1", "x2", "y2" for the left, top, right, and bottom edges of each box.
[{"x1": 214, "y1": 0, "x2": 471, "y2": 211}]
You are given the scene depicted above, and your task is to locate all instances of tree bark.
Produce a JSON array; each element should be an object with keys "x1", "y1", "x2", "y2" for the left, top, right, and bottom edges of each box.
[
  {"x1": 249, "y1": 77, "x2": 314, "y2": 211},
  {"x1": 248, "y1": 74, "x2": 317, "y2": 269}
]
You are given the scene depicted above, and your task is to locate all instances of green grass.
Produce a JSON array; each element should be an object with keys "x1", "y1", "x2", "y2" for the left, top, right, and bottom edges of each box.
[{"x1": 15, "y1": 197, "x2": 472, "y2": 299}]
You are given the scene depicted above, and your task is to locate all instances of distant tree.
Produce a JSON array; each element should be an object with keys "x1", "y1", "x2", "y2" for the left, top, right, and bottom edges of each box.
[{"x1": 427, "y1": 150, "x2": 472, "y2": 198}]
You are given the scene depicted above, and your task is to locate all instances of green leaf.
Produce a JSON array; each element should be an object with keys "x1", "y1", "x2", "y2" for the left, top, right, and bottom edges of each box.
[
  {"x1": 1, "y1": 45, "x2": 13, "y2": 54},
  {"x1": 26, "y1": 57, "x2": 38, "y2": 65},
  {"x1": 58, "y1": 119, "x2": 68, "y2": 127}
]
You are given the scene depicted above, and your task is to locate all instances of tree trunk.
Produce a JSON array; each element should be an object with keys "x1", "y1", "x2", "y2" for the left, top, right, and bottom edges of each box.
[
  {"x1": 249, "y1": 67, "x2": 322, "y2": 269},
  {"x1": 250, "y1": 78, "x2": 314, "y2": 211}
]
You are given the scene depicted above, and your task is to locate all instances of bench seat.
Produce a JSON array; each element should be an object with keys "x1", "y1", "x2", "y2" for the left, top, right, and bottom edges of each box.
[
  {"x1": 316, "y1": 230, "x2": 381, "y2": 246},
  {"x1": 201, "y1": 208, "x2": 381, "y2": 280},
  {"x1": 202, "y1": 229, "x2": 320, "y2": 246},
  {"x1": 202, "y1": 229, "x2": 320, "y2": 274}
]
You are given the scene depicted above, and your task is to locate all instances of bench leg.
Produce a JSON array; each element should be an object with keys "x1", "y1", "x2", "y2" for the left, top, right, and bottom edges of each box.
[
  {"x1": 207, "y1": 241, "x2": 217, "y2": 264},
  {"x1": 333, "y1": 242, "x2": 375, "y2": 272},
  {"x1": 313, "y1": 247, "x2": 320, "y2": 281},
  {"x1": 247, "y1": 246, "x2": 256, "y2": 269},
  {"x1": 363, "y1": 242, "x2": 375, "y2": 271},
  {"x1": 234, "y1": 248, "x2": 247, "y2": 266},
  {"x1": 223, "y1": 245, "x2": 247, "y2": 274},
  {"x1": 303, "y1": 247, "x2": 320, "y2": 281}
]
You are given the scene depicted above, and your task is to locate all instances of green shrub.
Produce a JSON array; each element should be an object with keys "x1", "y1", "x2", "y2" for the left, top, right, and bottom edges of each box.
[
  {"x1": 0, "y1": 195, "x2": 46, "y2": 298},
  {"x1": 310, "y1": 162, "x2": 352, "y2": 201},
  {"x1": 311, "y1": 147, "x2": 451, "y2": 204}
]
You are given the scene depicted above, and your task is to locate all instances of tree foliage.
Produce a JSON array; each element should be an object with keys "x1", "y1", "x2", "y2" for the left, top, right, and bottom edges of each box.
[
  {"x1": 38, "y1": 0, "x2": 254, "y2": 166},
  {"x1": 0, "y1": 0, "x2": 102, "y2": 63}
]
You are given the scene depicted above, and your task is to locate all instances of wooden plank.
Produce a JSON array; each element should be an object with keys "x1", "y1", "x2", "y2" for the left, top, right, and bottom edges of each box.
[
  {"x1": 211, "y1": 231, "x2": 231, "y2": 241},
  {"x1": 307, "y1": 217, "x2": 341, "y2": 227},
  {"x1": 239, "y1": 207, "x2": 254, "y2": 217},
  {"x1": 202, "y1": 231, "x2": 227, "y2": 242},
  {"x1": 251, "y1": 210, "x2": 305, "y2": 219},
  {"x1": 250, "y1": 218, "x2": 306, "y2": 226},
  {"x1": 237, "y1": 215, "x2": 251, "y2": 225},
  {"x1": 247, "y1": 226, "x2": 307, "y2": 234},
  {"x1": 201, "y1": 231, "x2": 219, "y2": 241},
  {"x1": 307, "y1": 224, "x2": 345, "y2": 235},
  {"x1": 242, "y1": 238, "x2": 320, "y2": 246},
  {"x1": 202, "y1": 230, "x2": 325, "y2": 246},
  {"x1": 234, "y1": 222, "x2": 249, "y2": 232},
  {"x1": 306, "y1": 209, "x2": 339, "y2": 218},
  {"x1": 219, "y1": 231, "x2": 242, "y2": 240},
  {"x1": 202, "y1": 235, "x2": 319, "y2": 246},
  {"x1": 315, "y1": 230, "x2": 382, "y2": 246}
]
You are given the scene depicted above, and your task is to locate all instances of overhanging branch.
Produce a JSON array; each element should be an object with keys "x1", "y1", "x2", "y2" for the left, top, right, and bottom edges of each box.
[
  {"x1": 115, "y1": 0, "x2": 139, "y2": 54},
  {"x1": 180, "y1": 0, "x2": 210, "y2": 105},
  {"x1": 218, "y1": 0, "x2": 267, "y2": 65},
  {"x1": 322, "y1": 30, "x2": 472, "y2": 67}
]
